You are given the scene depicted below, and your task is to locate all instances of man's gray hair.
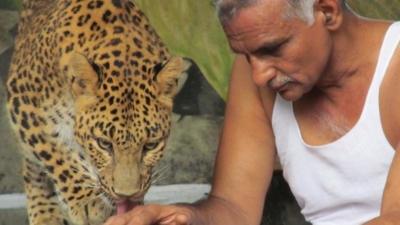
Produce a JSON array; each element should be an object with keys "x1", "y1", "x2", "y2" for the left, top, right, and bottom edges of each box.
[
  {"x1": 215, "y1": 0, "x2": 339, "y2": 25},
  {"x1": 286, "y1": 0, "x2": 316, "y2": 24}
]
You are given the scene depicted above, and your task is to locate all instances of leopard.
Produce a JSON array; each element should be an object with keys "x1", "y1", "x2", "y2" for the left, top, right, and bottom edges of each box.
[{"x1": 5, "y1": 0, "x2": 190, "y2": 224}]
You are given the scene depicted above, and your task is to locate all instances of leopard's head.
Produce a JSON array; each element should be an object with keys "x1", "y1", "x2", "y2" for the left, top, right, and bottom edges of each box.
[
  {"x1": 66, "y1": 52, "x2": 189, "y2": 202},
  {"x1": 59, "y1": 0, "x2": 190, "y2": 205}
]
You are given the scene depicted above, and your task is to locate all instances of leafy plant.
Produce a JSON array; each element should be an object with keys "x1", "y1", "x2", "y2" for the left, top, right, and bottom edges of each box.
[
  {"x1": 0, "y1": 0, "x2": 21, "y2": 10},
  {"x1": 135, "y1": 0, "x2": 233, "y2": 100},
  {"x1": 349, "y1": 0, "x2": 400, "y2": 19}
]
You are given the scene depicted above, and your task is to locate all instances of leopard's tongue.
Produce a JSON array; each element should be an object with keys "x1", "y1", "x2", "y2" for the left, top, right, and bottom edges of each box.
[{"x1": 116, "y1": 200, "x2": 140, "y2": 215}]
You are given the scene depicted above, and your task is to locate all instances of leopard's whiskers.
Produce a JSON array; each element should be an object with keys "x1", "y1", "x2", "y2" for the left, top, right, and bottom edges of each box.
[{"x1": 151, "y1": 165, "x2": 169, "y2": 185}]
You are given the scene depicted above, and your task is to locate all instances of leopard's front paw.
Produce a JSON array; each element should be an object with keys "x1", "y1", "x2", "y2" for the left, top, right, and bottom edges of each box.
[
  {"x1": 87, "y1": 196, "x2": 114, "y2": 224},
  {"x1": 67, "y1": 197, "x2": 114, "y2": 225},
  {"x1": 30, "y1": 216, "x2": 65, "y2": 225}
]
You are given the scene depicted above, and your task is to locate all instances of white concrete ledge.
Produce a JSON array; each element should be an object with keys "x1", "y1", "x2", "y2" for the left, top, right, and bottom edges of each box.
[
  {"x1": 0, "y1": 184, "x2": 211, "y2": 209},
  {"x1": 0, "y1": 193, "x2": 26, "y2": 209},
  {"x1": 146, "y1": 184, "x2": 210, "y2": 204}
]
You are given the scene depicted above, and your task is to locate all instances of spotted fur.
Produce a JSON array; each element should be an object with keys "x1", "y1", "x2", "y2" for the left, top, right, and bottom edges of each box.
[{"x1": 6, "y1": 0, "x2": 190, "y2": 224}]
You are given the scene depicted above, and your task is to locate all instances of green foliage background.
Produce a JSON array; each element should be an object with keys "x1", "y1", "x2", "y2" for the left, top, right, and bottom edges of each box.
[
  {"x1": 2, "y1": 0, "x2": 400, "y2": 99},
  {"x1": 0, "y1": 0, "x2": 21, "y2": 10},
  {"x1": 135, "y1": 0, "x2": 233, "y2": 99},
  {"x1": 350, "y1": 0, "x2": 400, "y2": 19}
]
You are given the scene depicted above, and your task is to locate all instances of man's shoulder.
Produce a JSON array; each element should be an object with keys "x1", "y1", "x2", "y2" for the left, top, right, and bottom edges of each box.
[{"x1": 379, "y1": 41, "x2": 400, "y2": 147}]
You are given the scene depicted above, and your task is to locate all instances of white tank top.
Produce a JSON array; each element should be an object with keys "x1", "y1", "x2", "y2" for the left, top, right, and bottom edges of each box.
[{"x1": 272, "y1": 22, "x2": 400, "y2": 225}]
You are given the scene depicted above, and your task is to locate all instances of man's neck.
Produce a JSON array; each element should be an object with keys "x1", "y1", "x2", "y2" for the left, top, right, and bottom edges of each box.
[{"x1": 314, "y1": 13, "x2": 390, "y2": 100}]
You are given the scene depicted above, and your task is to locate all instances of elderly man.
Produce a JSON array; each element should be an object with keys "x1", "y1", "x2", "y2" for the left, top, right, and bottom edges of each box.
[{"x1": 105, "y1": 0, "x2": 400, "y2": 224}]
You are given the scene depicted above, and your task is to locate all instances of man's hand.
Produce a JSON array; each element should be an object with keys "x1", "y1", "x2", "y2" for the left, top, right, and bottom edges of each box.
[{"x1": 104, "y1": 204, "x2": 198, "y2": 225}]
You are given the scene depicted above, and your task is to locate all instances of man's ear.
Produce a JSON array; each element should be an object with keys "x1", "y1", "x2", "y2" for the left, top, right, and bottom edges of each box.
[
  {"x1": 314, "y1": 0, "x2": 344, "y2": 30},
  {"x1": 155, "y1": 56, "x2": 191, "y2": 109}
]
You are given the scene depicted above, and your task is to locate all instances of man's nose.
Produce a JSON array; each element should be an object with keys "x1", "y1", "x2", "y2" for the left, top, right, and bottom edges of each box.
[{"x1": 249, "y1": 57, "x2": 276, "y2": 87}]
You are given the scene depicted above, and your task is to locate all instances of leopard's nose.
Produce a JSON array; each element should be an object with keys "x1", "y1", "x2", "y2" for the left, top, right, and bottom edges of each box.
[{"x1": 114, "y1": 193, "x2": 132, "y2": 200}]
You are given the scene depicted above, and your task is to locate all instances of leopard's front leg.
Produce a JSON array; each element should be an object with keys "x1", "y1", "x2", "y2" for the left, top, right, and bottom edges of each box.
[
  {"x1": 68, "y1": 190, "x2": 115, "y2": 225},
  {"x1": 64, "y1": 186, "x2": 114, "y2": 225},
  {"x1": 29, "y1": 143, "x2": 114, "y2": 225},
  {"x1": 23, "y1": 158, "x2": 66, "y2": 225}
]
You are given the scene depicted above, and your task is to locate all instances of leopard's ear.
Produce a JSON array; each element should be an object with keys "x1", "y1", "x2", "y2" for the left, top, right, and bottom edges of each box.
[
  {"x1": 66, "y1": 52, "x2": 102, "y2": 97},
  {"x1": 154, "y1": 57, "x2": 191, "y2": 109},
  {"x1": 61, "y1": 52, "x2": 102, "y2": 109}
]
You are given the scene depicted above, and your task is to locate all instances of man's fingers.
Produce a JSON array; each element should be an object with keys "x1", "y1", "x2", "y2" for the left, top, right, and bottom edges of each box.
[
  {"x1": 104, "y1": 206, "x2": 156, "y2": 225},
  {"x1": 158, "y1": 214, "x2": 177, "y2": 225},
  {"x1": 159, "y1": 206, "x2": 193, "y2": 225},
  {"x1": 125, "y1": 206, "x2": 162, "y2": 225},
  {"x1": 104, "y1": 215, "x2": 128, "y2": 225},
  {"x1": 103, "y1": 204, "x2": 195, "y2": 225},
  {"x1": 175, "y1": 214, "x2": 190, "y2": 224}
]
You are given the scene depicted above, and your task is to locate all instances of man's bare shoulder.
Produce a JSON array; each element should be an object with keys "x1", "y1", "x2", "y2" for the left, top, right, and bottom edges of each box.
[{"x1": 380, "y1": 42, "x2": 400, "y2": 147}]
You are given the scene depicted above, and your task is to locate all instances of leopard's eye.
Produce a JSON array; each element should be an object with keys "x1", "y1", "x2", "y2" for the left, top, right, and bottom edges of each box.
[
  {"x1": 143, "y1": 142, "x2": 160, "y2": 152},
  {"x1": 96, "y1": 137, "x2": 113, "y2": 152},
  {"x1": 143, "y1": 141, "x2": 166, "y2": 155}
]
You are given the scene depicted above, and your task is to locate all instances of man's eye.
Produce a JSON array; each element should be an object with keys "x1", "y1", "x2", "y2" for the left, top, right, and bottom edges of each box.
[
  {"x1": 96, "y1": 137, "x2": 113, "y2": 152},
  {"x1": 256, "y1": 39, "x2": 289, "y2": 57}
]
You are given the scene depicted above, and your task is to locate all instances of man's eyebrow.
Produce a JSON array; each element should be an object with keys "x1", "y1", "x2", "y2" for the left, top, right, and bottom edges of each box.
[{"x1": 252, "y1": 37, "x2": 289, "y2": 54}]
